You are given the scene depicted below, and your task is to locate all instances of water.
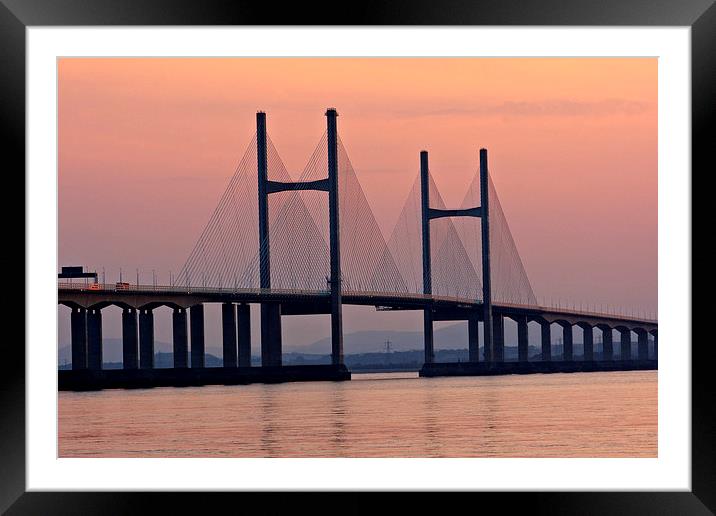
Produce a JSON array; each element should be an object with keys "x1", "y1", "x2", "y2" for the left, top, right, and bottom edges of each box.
[{"x1": 58, "y1": 371, "x2": 656, "y2": 458}]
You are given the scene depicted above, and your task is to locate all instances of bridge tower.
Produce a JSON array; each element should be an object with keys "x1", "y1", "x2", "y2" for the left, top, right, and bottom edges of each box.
[
  {"x1": 420, "y1": 149, "x2": 493, "y2": 363},
  {"x1": 256, "y1": 109, "x2": 343, "y2": 367},
  {"x1": 420, "y1": 151, "x2": 434, "y2": 364}
]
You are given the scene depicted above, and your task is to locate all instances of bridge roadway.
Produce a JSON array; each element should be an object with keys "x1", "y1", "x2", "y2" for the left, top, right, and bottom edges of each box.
[
  {"x1": 58, "y1": 283, "x2": 657, "y2": 329},
  {"x1": 58, "y1": 283, "x2": 657, "y2": 390}
]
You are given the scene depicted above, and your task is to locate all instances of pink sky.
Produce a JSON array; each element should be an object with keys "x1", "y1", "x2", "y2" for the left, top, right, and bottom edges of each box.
[{"x1": 58, "y1": 58, "x2": 656, "y2": 349}]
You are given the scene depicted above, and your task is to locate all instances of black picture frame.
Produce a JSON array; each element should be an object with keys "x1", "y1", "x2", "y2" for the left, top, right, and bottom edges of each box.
[{"x1": 3, "y1": 1, "x2": 713, "y2": 513}]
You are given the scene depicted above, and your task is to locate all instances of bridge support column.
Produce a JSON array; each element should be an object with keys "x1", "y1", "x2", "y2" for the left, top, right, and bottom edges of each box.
[
  {"x1": 598, "y1": 325, "x2": 613, "y2": 360},
  {"x1": 237, "y1": 304, "x2": 251, "y2": 367},
  {"x1": 517, "y1": 316, "x2": 528, "y2": 362},
  {"x1": 87, "y1": 308, "x2": 103, "y2": 371},
  {"x1": 190, "y1": 304, "x2": 205, "y2": 368},
  {"x1": 492, "y1": 313, "x2": 504, "y2": 362},
  {"x1": 423, "y1": 309, "x2": 434, "y2": 364},
  {"x1": 480, "y1": 149, "x2": 494, "y2": 365},
  {"x1": 70, "y1": 307, "x2": 87, "y2": 370},
  {"x1": 582, "y1": 325, "x2": 594, "y2": 361},
  {"x1": 139, "y1": 308, "x2": 154, "y2": 369},
  {"x1": 468, "y1": 313, "x2": 479, "y2": 362},
  {"x1": 326, "y1": 108, "x2": 344, "y2": 366},
  {"x1": 651, "y1": 330, "x2": 658, "y2": 361},
  {"x1": 483, "y1": 316, "x2": 493, "y2": 362},
  {"x1": 261, "y1": 303, "x2": 282, "y2": 367},
  {"x1": 256, "y1": 113, "x2": 281, "y2": 368},
  {"x1": 420, "y1": 151, "x2": 434, "y2": 366},
  {"x1": 172, "y1": 308, "x2": 188, "y2": 368},
  {"x1": 222, "y1": 303, "x2": 238, "y2": 368},
  {"x1": 122, "y1": 308, "x2": 138, "y2": 369},
  {"x1": 540, "y1": 321, "x2": 551, "y2": 361},
  {"x1": 561, "y1": 323, "x2": 573, "y2": 361},
  {"x1": 619, "y1": 329, "x2": 631, "y2": 360},
  {"x1": 636, "y1": 329, "x2": 649, "y2": 361}
]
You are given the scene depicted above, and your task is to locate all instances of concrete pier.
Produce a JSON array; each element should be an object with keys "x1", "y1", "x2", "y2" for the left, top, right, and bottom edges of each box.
[
  {"x1": 483, "y1": 315, "x2": 493, "y2": 362},
  {"x1": 139, "y1": 309, "x2": 154, "y2": 369},
  {"x1": 87, "y1": 308, "x2": 103, "y2": 371},
  {"x1": 261, "y1": 303, "x2": 282, "y2": 367},
  {"x1": 636, "y1": 329, "x2": 649, "y2": 361},
  {"x1": 651, "y1": 330, "x2": 658, "y2": 361},
  {"x1": 60, "y1": 364, "x2": 351, "y2": 391},
  {"x1": 561, "y1": 322, "x2": 573, "y2": 361},
  {"x1": 420, "y1": 359, "x2": 657, "y2": 378},
  {"x1": 540, "y1": 321, "x2": 551, "y2": 361},
  {"x1": 468, "y1": 313, "x2": 479, "y2": 362},
  {"x1": 619, "y1": 328, "x2": 631, "y2": 360},
  {"x1": 492, "y1": 313, "x2": 504, "y2": 362},
  {"x1": 237, "y1": 304, "x2": 251, "y2": 367},
  {"x1": 122, "y1": 308, "x2": 138, "y2": 369},
  {"x1": 598, "y1": 324, "x2": 613, "y2": 360},
  {"x1": 190, "y1": 304, "x2": 205, "y2": 368},
  {"x1": 516, "y1": 315, "x2": 528, "y2": 362},
  {"x1": 222, "y1": 302, "x2": 238, "y2": 367},
  {"x1": 172, "y1": 308, "x2": 188, "y2": 368},
  {"x1": 582, "y1": 324, "x2": 594, "y2": 362},
  {"x1": 70, "y1": 307, "x2": 87, "y2": 370},
  {"x1": 423, "y1": 309, "x2": 434, "y2": 364}
]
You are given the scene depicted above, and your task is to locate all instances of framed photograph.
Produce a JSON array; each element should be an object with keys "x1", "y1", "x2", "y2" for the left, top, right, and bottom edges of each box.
[{"x1": 5, "y1": 0, "x2": 714, "y2": 512}]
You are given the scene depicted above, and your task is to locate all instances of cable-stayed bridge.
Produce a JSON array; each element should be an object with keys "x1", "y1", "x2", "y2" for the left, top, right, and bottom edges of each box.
[{"x1": 58, "y1": 109, "x2": 657, "y2": 389}]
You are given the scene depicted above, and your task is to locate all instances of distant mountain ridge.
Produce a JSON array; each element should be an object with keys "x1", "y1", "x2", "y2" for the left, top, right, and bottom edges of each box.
[
  {"x1": 298, "y1": 325, "x2": 468, "y2": 354},
  {"x1": 58, "y1": 327, "x2": 467, "y2": 364},
  {"x1": 58, "y1": 323, "x2": 601, "y2": 366},
  {"x1": 59, "y1": 345, "x2": 607, "y2": 371}
]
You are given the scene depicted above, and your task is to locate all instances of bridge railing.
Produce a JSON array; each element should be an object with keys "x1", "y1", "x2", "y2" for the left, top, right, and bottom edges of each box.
[
  {"x1": 57, "y1": 282, "x2": 330, "y2": 298},
  {"x1": 342, "y1": 289, "x2": 480, "y2": 305},
  {"x1": 57, "y1": 283, "x2": 656, "y2": 324},
  {"x1": 497, "y1": 300, "x2": 658, "y2": 324}
]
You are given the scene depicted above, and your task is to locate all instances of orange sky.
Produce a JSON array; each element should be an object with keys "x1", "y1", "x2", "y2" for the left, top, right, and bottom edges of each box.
[{"x1": 58, "y1": 57, "x2": 656, "y2": 348}]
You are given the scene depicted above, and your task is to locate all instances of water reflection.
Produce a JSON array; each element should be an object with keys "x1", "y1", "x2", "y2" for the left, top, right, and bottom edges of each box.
[
  {"x1": 421, "y1": 379, "x2": 441, "y2": 457},
  {"x1": 329, "y1": 384, "x2": 348, "y2": 454},
  {"x1": 259, "y1": 386, "x2": 279, "y2": 457},
  {"x1": 59, "y1": 371, "x2": 657, "y2": 458}
]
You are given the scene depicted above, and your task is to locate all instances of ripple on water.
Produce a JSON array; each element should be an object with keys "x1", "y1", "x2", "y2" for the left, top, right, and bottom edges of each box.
[{"x1": 58, "y1": 370, "x2": 657, "y2": 458}]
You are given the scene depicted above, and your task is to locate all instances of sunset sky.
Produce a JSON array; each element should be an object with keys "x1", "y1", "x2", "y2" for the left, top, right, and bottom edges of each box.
[{"x1": 58, "y1": 58, "x2": 657, "y2": 351}]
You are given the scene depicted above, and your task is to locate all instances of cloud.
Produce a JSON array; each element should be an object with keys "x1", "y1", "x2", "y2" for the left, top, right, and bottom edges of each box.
[{"x1": 390, "y1": 99, "x2": 653, "y2": 119}]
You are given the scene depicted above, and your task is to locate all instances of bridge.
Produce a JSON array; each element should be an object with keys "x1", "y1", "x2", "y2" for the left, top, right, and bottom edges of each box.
[{"x1": 58, "y1": 109, "x2": 657, "y2": 390}]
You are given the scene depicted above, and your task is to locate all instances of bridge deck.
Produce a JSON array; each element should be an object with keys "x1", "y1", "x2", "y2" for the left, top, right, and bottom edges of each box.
[{"x1": 58, "y1": 283, "x2": 657, "y2": 330}]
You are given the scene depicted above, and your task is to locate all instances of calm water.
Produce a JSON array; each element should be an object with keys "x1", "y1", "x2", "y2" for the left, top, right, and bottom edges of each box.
[{"x1": 58, "y1": 371, "x2": 657, "y2": 458}]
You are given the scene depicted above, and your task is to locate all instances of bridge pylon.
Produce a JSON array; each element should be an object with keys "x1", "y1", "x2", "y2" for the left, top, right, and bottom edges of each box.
[
  {"x1": 420, "y1": 148, "x2": 493, "y2": 363},
  {"x1": 256, "y1": 109, "x2": 344, "y2": 367}
]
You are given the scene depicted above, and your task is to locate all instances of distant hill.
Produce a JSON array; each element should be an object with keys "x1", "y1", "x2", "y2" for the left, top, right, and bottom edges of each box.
[
  {"x1": 298, "y1": 324, "x2": 469, "y2": 354},
  {"x1": 58, "y1": 327, "x2": 467, "y2": 365},
  {"x1": 60, "y1": 344, "x2": 617, "y2": 371},
  {"x1": 60, "y1": 338, "x2": 158, "y2": 366},
  {"x1": 59, "y1": 324, "x2": 625, "y2": 369},
  {"x1": 57, "y1": 326, "x2": 462, "y2": 363},
  {"x1": 58, "y1": 339, "x2": 222, "y2": 367}
]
